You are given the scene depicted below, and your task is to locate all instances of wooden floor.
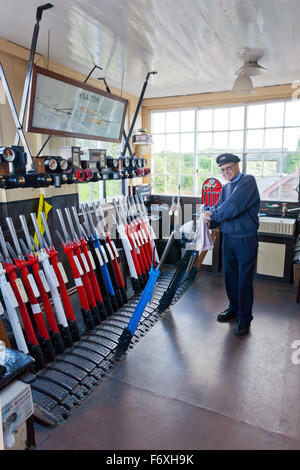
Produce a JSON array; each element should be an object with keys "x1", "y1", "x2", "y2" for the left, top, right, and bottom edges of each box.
[{"x1": 35, "y1": 271, "x2": 300, "y2": 450}]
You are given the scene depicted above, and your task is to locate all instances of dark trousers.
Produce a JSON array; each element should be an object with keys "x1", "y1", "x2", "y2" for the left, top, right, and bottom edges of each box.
[{"x1": 222, "y1": 234, "x2": 258, "y2": 324}]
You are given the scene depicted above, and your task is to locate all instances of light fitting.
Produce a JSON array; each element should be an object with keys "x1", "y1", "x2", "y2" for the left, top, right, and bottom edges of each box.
[
  {"x1": 231, "y1": 73, "x2": 255, "y2": 96},
  {"x1": 231, "y1": 48, "x2": 266, "y2": 96}
]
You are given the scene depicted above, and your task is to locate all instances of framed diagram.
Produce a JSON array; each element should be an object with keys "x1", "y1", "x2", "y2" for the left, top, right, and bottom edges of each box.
[{"x1": 27, "y1": 66, "x2": 128, "y2": 142}]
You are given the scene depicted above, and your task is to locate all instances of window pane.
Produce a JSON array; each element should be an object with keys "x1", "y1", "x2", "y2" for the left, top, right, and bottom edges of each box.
[
  {"x1": 166, "y1": 154, "x2": 179, "y2": 174},
  {"x1": 181, "y1": 153, "x2": 195, "y2": 175},
  {"x1": 166, "y1": 133, "x2": 180, "y2": 152},
  {"x1": 229, "y1": 130, "x2": 244, "y2": 150},
  {"x1": 283, "y1": 127, "x2": 300, "y2": 151},
  {"x1": 247, "y1": 155, "x2": 263, "y2": 176},
  {"x1": 247, "y1": 104, "x2": 265, "y2": 128},
  {"x1": 198, "y1": 154, "x2": 212, "y2": 174},
  {"x1": 79, "y1": 184, "x2": 90, "y2": 202},
  {"x1": 265, "y1": 102, "x2": 284, "y2": 127},
  {"x1": 280, "y1": 171, "x2": 300, "y2": 200},
  {"x1": 166, "y1": 175, "x2": 180, "y2": 193},
  {"x1": 285, "y1": 100, "x2": 300, "y2": 126},
  {"x1": 254, "y1": 177, "x2": 264, "y2": 198},
  {"x1": 198, "y1": 109, "x2": 213, "y2": 131},
  {"x1": 181, "y1": 175, "x2": 194, "y2": 195},
  {"x1": 263, "y1": 160, "x2": 278, "y2": 176},
  {"x1": 153, "y1": 154, "x2": 165, "y2": 173},
  {"x1": 213, "y1": 108, "x2": 229, "y2": 131},
  {"x1": 166, "y1": 111, "x2": 180, "y2": 132},
  {"x1": 106, "y1": 180, "x2": 113, "y2": 199},
  {"x1": 198, "y1": 132, "x2": 212, "y2": 152},
  {"x1": 181, "y1": 133, "x2": 194, "y2": 153},
  {"x1": 153, "y1": 175, "x2": 165, "y2": 194},
  {"x1": 247, "y1": 129, "x2": 264, "y2": 150},
  {"x1": 282, "y1": 152, "x2": 300, "y2": 175},
  {"x1": 180, "y1": 110, "x2": 195, "y2": 132},
  {"x1": 112, "y1": 180, "x2": 119, "y2": 195},
  {"x1": 264, "y1": 128, "x2": 283, "y2": 149},
  {"x1": 263, "y1": 153, "x2": 281, "y2": 175},
  {"x1": 247, "y1": 161, "x2": 263, "y2": 177},
  {"x1": 260, "y1": 176, "x2": 283, "y2": 200},
  {"x1": 197, "y1": 175, "x2": 208, "y2": 196},
  {"x1": 181, "y1": 154, "x2": 194, "y2": 174},
  {"x1": 153, "y1": 134, "x2": 165, "y2": 153},
  {"x1": 213, "y1": 131, "x2": 228, "y2": 150},
  {"x1": 151, "y1": 112, "x2": 165, "y2": 133},
  {"x1": 229, "y1": 106, "x2": 245, "y2": 130},
  {"x1": 92, "y1": 182, "x2": 100, "y2": 200},
  {"x1": 212, "y1": 156, "x2": 221, "y2": 176}
]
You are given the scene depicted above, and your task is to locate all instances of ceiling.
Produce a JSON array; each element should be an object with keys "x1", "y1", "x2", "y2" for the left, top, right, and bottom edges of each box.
[{"x1": 1, "y1": 0, "x2": 300, "y2": 99}]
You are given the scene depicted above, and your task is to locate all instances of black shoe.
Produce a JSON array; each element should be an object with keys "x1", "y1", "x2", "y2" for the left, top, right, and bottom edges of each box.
[
  {"x1": 234, "y1": 321, "x2": 251, "y2": 336},
  {"x1": 217, "y1": 308, "x2": 237, "y2": 322}
]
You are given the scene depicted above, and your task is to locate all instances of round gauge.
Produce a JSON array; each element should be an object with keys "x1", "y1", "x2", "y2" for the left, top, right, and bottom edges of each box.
[
  {"x1": 18, "y1": 176, "x2": 25, "y2": 186},
  {"x1": 2, "y1": 147, "x2": 15, "y2": 162},
  {"x1": 68, "y1": 174, "x2": 76, "y2": 183},
  {"x1": 37, "y1": 174, "x2": 46, "y2": 185},
  {"x1": 47, "y1": 158, "x2": 58, "y2": 171},
  {"x1": 106, "y1": 156, "x2": 112, "y2": 164},
  {"x1": 113, "y1": 158, "x2": 119, "y2": 168},
  {"x1": 137, "y1": 157, "x2": 143, "y2": 168},
  {"x1": 124, "y1": 157, "x2": 130, "y2": 168},
  {"x1": 131, "y1": 158, "x2": 137, "y2": 168},
  {"x1": 142, "y1": 158, "x2": 147, "y2": 167},
  {"x1": 59, "y1": 159, "x2": 68, "y2": 170}
]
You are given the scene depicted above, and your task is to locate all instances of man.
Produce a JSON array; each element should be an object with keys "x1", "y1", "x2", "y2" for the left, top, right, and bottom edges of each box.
[{"x1": 203, "y1": 153, "x2": 260, "y2": 336}]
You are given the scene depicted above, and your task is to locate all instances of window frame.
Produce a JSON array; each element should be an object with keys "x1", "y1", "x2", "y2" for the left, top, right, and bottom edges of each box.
[{"x1": 150, "y1": 98, "x2": 300, "y2": 202}]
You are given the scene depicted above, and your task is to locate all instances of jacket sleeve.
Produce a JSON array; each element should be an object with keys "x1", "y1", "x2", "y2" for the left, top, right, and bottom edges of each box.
[
  {"x1": 204, "y1": 190, "x2": 225, "y2": 228},
  {"x1": 210, "y1": 175, "x2": 260, "y2": 223}
]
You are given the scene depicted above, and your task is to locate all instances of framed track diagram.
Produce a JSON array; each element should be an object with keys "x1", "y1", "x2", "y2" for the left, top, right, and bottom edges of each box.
[{"x1": 27, "y1": 66, "x2": 128, "y2": 142}]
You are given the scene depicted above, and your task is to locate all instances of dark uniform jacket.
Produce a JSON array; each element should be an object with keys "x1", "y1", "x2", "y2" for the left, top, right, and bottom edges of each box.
[{"x1": 208, "y1": 174, "x2": 260, "y2": 236}]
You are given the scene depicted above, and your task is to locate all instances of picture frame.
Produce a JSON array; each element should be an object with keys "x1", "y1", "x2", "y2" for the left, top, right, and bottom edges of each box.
[{"x1": 27, "y1": 66, "x2": 128, "y2": 143}]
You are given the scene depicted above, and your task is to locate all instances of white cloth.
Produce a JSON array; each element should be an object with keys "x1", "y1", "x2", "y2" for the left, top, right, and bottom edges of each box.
[{"x1": 194, "y1": 215, "x2": 213, "y2": 253}]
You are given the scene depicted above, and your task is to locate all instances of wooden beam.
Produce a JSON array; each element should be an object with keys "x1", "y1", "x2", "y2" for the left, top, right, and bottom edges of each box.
[
  {"x1": 142, "y1": 83, "x2": 296, "y2": 110},
  {"x1": 0, "y1": 38, "x2": 44, "y2": 64}
]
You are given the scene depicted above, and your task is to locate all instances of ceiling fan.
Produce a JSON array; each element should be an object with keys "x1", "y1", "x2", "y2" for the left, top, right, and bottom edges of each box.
[{"x1": 231, "y1": 48, "x2": 266, "y2": 95}]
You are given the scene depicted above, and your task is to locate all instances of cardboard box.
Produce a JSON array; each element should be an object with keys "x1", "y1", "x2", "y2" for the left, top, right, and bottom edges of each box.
[{"x1": 1, "y1": 380, "x2": 34, "y2": 449}]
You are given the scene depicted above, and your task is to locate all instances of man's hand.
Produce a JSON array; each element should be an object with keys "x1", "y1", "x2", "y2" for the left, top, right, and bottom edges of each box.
[
  {"x1": 203, "y1": 211, "x2": 211, "y2": 221},
  {"x1": 202, "y1": 211, "x2": 211, "y2": 228}
]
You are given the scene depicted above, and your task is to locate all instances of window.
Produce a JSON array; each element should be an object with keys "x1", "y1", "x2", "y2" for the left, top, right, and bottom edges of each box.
[
  {"x1": 151, "y1": 100, "x2": 300, "y2": 201},
  {"x1": 151, "y1": 110, "x2": 196, "y2": 196},
  {"x1": 75, "y1": 138, "x2": 126, "y2": 203},
  {"x1": 245, "y1": 101, "x2": 300, "y2": 201}
]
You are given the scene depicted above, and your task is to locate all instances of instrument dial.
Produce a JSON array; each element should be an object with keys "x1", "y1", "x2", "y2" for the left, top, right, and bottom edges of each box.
[
  {"x1": 48, "y1": 158, "x2": 58, "y2": 171},
  {"x1": 59, "y1": 159, "x2": 68, "y2": 170},
  {"x1": 1, "y1": 147, "x2": 15, "y2": 162}
]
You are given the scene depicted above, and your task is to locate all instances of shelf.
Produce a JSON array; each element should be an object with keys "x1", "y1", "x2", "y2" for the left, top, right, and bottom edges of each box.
[{"x1": 133, "y1": 142, "x2": 152, "y2": 145}]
